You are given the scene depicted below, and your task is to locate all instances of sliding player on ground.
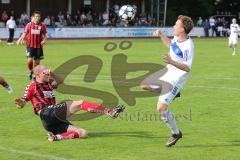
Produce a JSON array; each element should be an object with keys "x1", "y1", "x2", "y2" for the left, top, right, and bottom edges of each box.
[{"x1": 15, "y1": 65, "x2": 125, "y2": 141}]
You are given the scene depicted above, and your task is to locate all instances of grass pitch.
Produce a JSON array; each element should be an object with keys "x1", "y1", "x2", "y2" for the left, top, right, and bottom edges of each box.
[{"x1": 0, "y1": 38, "x2": 240, "y2": 160}]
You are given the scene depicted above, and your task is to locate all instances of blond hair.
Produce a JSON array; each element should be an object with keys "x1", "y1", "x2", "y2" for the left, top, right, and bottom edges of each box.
[{"x1": 178, "y1": 15, "x2": 194, "y2": 34}]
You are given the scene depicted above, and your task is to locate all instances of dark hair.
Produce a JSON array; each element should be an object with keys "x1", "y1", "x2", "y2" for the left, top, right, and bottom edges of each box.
[
  {"x1": 32, "y1": 11, "x2": 41, "y2": 16},
  {"x1": 178, "y1": 15, "x2": 194, "y2": 34}
]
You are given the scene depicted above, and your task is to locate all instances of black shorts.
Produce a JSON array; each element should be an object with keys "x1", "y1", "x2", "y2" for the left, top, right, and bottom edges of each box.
[
  {"x1": 40, "y1": 102, "x2": 72, "y2": 135},
  {"x1": 26, "y1": 47, "x2": 44, "y2": 60}
]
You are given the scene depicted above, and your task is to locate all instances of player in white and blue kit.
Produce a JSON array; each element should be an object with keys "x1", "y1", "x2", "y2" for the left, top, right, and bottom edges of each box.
[
  {"x1": 229, "y1": 18, "x2": 240, "y2": 56},
  {"x1": 142, "y1": 15, "x2": 194, "y2": 147}
]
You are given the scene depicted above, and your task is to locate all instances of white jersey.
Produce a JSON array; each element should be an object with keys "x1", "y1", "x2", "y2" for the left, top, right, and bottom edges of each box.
[
  {"x1": 166, "y1": 36, "x2": 194, "y2": 81},
  {"x1": 157, "y1": 36, "x2": 194, "y2": 105},
  {"x1": 209, "y1": 18, "x2": 215, "y2": 27},
  {"x1": 6, "y1": 19, "x2": 16, "y2": 29},
  {"x1": 230, "y1": 23, "x2": 240, "y2": 38}
]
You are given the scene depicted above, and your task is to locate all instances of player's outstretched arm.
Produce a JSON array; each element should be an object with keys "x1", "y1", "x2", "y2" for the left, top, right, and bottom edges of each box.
[
  {"x1": 16, "y1": 84, "x2": 33, "y2": 108},
  {"x1": 15, "y1": 98, "x2": 27, "y2": 109},
  {"x1": 163, "y1": 54, "x2": 190, "y2": 72},
  {"x1": 41, "y1": 34, "x2": 47, "y2": 45},
  {"x1": 153, "y1": 29, "x2": 171, "y2": 48}
]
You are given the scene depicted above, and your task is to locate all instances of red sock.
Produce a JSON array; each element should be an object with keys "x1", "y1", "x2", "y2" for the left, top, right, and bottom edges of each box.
[
  {"x1": 27, "y1": 61, "x2": 33, "y2": 71},
  {"x1": 81, "y1": 100, "x2": 106, "y2": 113},
  {"x1": 57, "y1": 131, "x2": 79, "y2": 140}
]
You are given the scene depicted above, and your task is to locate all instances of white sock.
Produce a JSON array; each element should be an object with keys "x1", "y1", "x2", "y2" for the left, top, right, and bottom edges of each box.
[
  {"x1": 233, "y1": 47, "x2": 236, "y2": 53},
  {"x1": 56, "y1": 135, "x2": 62, "y2": 140},
  {"x1": 161, "y1": 110, "x2": 179, "y2": 134}
]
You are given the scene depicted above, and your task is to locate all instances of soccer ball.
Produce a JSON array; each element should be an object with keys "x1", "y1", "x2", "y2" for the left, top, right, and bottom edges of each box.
[{"x1": 118, "y1": 5, "x2": 136, "y2": 21}]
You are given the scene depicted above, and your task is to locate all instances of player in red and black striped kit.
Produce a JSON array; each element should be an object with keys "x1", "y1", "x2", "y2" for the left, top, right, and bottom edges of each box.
[
  {"x1": 15, "y1": 65, "x2": 125, "y2": 141},
  {"x1": 17, "y1": 11, "x2": 47, "y2": 80}
]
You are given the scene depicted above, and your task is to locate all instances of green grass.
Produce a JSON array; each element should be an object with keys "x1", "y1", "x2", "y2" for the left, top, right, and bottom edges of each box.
[{"x1": 0, "y1": 38, "x2": 240, "y2": 160}]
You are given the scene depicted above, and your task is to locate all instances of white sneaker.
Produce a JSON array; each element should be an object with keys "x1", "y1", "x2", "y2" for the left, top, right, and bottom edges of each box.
[
  {"x1": 232, "y1": 52, "x2": 236, "y2": 56},
  {"x1": 6, "y1": 86, "x2": 13, "y2": 94}
]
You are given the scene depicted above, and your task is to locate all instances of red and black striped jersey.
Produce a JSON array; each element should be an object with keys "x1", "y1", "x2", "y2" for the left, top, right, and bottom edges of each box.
[
  {"x1": 21, "y1": 81, "x2": 56, "y2": 114},
  {"x1": 24, "y1": 22, "x2": 47, "y2": 48}
]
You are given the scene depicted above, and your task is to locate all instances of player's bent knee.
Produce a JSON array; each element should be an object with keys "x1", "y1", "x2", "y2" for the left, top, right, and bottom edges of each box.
[
  {"x1": 70, "y1": 100, "x2": 83, "y2": 108},
  {"x1": 78, "y1": 129, "x2": 88, "y2": 138},
  {"x1": 141, "y1": 85, "x2": 150, "y2": 90},
  {"x1": 157, "y1": 102, "x2": 168, "y2": 113},
  {"x1": 27, "y1": 59, "x2": 33, "y2": 63},
  {"x1": 76, "y1": 100, "x2": 83, "y2": 107}
]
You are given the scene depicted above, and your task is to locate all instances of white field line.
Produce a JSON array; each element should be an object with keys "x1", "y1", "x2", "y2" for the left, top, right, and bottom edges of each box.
[
  {"x1": 0, "y1": 145, "x2": 72, "y2": 160},
  {"x1": 186, "y1": 85, "x2": 240, "y2": 91}
]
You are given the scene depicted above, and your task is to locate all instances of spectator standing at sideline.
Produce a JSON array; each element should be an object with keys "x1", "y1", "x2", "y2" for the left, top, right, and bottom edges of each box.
[
  {"x1": 203, "y1": 19, "x2": 210, "y2": 37},
  {"x1": 196, "y1": 17, "x2": 203, "y2": 27},
  {"x1": 209, "y1": 16, "x2": 216, "y2": 37},
  {"x1": 43, "y1": 16, "x2": 51, "y2": 26},
  {"x1": 6, "y1": 16, "x2": 16, "y2": 45}
]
